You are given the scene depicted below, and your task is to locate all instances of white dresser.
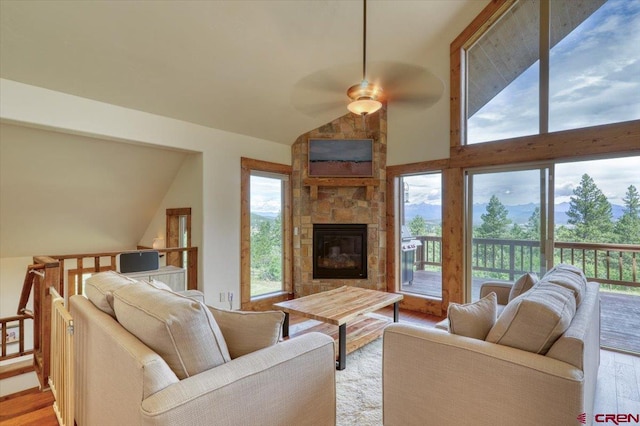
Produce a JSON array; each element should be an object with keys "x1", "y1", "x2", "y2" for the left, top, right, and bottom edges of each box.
[{"x1": 123, "y1": 265, "x2": 186, "y2": 292}]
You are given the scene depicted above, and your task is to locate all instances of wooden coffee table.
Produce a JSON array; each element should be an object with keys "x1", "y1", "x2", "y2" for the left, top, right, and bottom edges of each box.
[{"x1": 273, "y1": 286, "x2": 403, "y2": 370}]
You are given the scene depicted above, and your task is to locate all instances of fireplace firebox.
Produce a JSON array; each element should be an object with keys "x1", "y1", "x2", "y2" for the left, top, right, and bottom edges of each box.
[{"x1": 313, "y1": 224, "x2": 367, "y2": 279}]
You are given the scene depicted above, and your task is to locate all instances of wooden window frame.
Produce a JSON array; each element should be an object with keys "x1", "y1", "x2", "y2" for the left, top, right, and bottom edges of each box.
[
  {"x1": 386, "y1": 0, "x2": 640, "y2": 316},
  {"x1": 240, "y1": 157, "x2": 293, "y2": 311},
  {"x1": 166, "y1": 207, "x2": 191, "y2": 267}
]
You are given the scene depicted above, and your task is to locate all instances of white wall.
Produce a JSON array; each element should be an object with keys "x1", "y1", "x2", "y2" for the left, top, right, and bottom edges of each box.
[
  {"x1": 0, "y1": 79, "x2": 291, "y2": 309},
  {"x1": 386, "y1": 0, "x2": 488, "y2": 166},
  {"x1": 139, "y1": 153, "x2": 205, "y2": 288}
]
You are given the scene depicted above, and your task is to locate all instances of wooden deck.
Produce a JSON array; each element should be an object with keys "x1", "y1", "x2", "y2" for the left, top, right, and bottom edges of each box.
[{"x1": 403, "y1": 270, "x2": 640, "y2": 354}]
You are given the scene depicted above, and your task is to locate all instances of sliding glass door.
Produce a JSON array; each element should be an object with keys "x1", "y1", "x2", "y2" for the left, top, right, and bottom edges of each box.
[
  {"x1": 398, "y1": 173, "x2": 442, "y2": 298},
  {"x1": 466, "y1": 166, "x2": 552, "y2": 301}
]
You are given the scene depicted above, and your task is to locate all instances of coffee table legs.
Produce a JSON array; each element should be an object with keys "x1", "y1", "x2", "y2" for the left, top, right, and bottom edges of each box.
[
  {"x1": 337, "y1": 324, "x2": 347, "y2": 370},
  {"x1": 282, "y1": 313, "x2": 289, "y2": 339},
  {"x1": 280, "y1": 304, "x2": 400, "y2": 370}
]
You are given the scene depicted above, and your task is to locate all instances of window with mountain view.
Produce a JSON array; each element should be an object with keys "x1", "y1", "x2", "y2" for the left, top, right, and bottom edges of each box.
[
  {"x1": 249, "y1": 173, "x2": 285, "y2": 297},
  {"x1": 399, "y1": 173, "x2": 442, "y2": 299},
  {"x1": 467, "y1": 0, "x2": 640, "y2": 144}
]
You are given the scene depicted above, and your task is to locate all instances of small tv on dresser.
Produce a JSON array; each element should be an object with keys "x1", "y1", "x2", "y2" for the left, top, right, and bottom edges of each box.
[{"x1": 116, "y1": 251, "x2": 160, "y2": 273}]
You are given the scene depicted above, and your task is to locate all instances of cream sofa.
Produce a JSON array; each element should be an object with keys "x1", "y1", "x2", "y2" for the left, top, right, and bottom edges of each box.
[
  {"x1": 382, "y1": 265, "x2": 600, "y2": 426},
  {"x1": 70, "y1": 271, "x2": 336, "y2": 426}
]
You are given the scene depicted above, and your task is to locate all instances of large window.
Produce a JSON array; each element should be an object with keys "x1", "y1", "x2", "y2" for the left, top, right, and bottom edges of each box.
[
  {"x1": 249, "y1": 173, "x2": 285, "y2": 297},
  {"x1": 466, "y1": 0, "x2": 640, "y2": 144},
  {"x1": 467, "y1": 0, "x2": 540, "y2": 144},
  {"x1": 240, "y1": 158, "x2": 292, "y2": 309},
  {"x1": 549, "y1": 0, "x2": 640, "y2": 132},
  {"x1": 466, "y1": 166, "x2": 551, "y2": 301}
]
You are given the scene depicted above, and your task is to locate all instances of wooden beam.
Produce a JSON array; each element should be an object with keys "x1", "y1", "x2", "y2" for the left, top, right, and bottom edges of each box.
[
  {"x1": 450, "y1": 120, "x2": 640, "y2": 169},
  {"x1": 441, "y1": 168, "x2": 464, "y2": 309}
]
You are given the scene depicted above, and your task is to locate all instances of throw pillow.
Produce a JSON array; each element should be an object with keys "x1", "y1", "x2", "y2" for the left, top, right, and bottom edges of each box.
[
  {"x1": 486, "y1": 282, "x2": 576, "y2": 354},
  {"x1": 113, "y1": 281, "x2": 231, "y2": 379},
  {"x1": 447, "y1": 292, "x2": 497, "y2": 340},
  {"x1": 209, "y1": 307, "x2": 285, "y2": 358},
  {"x1": 85, "y1": 270, "x2": 138, "y2": 318},
  {"x1": 541, "y1": 264, "x2": 587, "y2": 306},
  {"x1": 508, "y1": 272, "x2": 539, "y2": 302}
]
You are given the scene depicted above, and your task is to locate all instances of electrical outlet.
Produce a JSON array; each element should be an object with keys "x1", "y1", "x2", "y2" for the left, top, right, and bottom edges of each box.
[{"x1": 219, "y1": 292, "x2": 225, "y2": 302}]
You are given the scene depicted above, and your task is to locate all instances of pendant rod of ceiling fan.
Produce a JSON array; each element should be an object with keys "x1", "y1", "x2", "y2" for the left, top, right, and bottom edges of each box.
[{"x1": 362, "y1": 0, "x2": 367, "y2": 81}]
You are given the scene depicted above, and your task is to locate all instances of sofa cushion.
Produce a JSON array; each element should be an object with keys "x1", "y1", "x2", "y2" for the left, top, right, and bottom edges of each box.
[
  {"x1": 145, "y1": 278, "x2": 173, "y2": 292},
  {"x1": 508, "y1": 272, "x2": 538, "y2": 302},
  {"x1": 85, "y1": 270, "x2": 138, "y2": 318},
  {"x1": 486, "y1": 283, "x2": 576, "y2": 354},
  {"x1": 113, "y1": 281, "x2": 231, "y2": 379},
  {"x1": 447, "y1": 292, "x2": 497, "y2": 340},
  {"x1": 540, "y1": 264, "x2": 587, "y2": 306},
  {"x1": 209, "y1": 307, "x2": 285, "y2": 358}
]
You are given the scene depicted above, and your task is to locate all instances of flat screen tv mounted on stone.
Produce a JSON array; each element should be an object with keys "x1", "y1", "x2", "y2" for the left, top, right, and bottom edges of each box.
[{"x1": 116, "y1": 251, "x2": 160, "y2": 273}]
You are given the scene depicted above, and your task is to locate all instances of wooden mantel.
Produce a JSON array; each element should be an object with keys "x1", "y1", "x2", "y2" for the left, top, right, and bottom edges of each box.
[{"x1": 303, "y1": 178, "x2": 380, "y2": 201}]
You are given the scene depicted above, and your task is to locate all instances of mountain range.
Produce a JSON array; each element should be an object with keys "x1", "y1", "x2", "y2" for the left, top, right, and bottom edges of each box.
[{"x1": 404, "y1": 202, "x2": 626, "y2": 226}]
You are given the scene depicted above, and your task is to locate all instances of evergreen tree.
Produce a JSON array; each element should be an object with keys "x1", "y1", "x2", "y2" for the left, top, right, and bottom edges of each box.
[
  {"x1": 615, "y1": 185, "x2": 640, "y2": 244},
  {"x1": 407, "y1": 215, "x2": 428, "y2": 237},
  {"x1": 251, "y1": 214, "x2": 282, "y2": 281},
  {"x1": 566, "y1": 174, "x2": 613, "y2": 242},
  {"x1": 524, "y1": 206, "x2": 541, "y2": 240},
  {"x1": 477, "y1": 195, "x2": 512, "y2": 238}
]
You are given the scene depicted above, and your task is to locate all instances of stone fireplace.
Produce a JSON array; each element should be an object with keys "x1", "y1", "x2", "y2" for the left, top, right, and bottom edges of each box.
[
  {"x1": 291, "y1": 107, "x2": 387, "y2": 296},
  {"x1": 313, "y1": 224, "x2": 368, "y2": 279}
]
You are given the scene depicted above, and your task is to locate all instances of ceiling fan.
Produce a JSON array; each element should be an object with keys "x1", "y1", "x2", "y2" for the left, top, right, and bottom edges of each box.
[{"x1": 291, "y1": 0, "x2": 444, "y2": 119}]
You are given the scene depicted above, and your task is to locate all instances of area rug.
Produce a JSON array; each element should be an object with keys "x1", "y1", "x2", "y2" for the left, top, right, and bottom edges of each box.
[{"x1": 336, "y1": 338, "x2": 383, "y2": 426}]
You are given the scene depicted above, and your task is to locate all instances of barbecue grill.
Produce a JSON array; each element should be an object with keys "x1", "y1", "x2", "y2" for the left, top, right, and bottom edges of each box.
[{"x1": 400, "y1": 226, "x2": 422, "y2": 285}]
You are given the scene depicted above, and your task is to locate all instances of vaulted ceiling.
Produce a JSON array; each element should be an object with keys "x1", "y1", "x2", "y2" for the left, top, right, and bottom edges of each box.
[
  {"x1": 0, "y1": 123, "x2": 190, "y2": 257},
  {"x1": 0, "y1": 0, "x2": 489, "y2": 146}
]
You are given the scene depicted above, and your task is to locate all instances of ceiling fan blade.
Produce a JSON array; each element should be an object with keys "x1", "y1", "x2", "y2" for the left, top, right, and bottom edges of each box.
[
  {"x1": 367, "y1": 61, "x2": 445, "y2": 109},
  {"x1": 291, "y1": 62, "x2": 361, "y2": 117}
]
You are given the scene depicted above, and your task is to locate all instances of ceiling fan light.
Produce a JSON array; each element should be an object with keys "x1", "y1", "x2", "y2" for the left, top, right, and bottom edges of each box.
[{"x1": 347, "y1": 98, "x2": 382, "y2": 116}]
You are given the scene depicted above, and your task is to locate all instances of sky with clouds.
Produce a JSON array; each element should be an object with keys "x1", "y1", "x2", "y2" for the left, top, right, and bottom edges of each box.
[{"x1": 468, "y1": 0, "x2": 640, "y2": 142}]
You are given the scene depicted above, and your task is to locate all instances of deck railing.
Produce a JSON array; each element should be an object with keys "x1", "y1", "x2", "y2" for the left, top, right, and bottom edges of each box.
[{"x1": 414, "y1": 236, "x2": 640, "y2": 288}]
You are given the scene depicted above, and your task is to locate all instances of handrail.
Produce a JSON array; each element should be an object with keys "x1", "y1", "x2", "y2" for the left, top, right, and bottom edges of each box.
[
  {"x1": 39, "y1": 247, "x2": 199, "y2": 295},
  {"x1": 17, "y1": 264, "x2": 45, "y2": 315},
  {"x1": 413, "y1": 235, "x2": 640, "y2": 287}
]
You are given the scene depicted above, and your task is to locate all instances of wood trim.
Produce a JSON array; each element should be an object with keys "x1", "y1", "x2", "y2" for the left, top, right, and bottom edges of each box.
[
  {"x1": 450, "y1": 120, "x2": 640, "y2": 169},
  {"x1": 240, "y1": 157, "x2": 293, "y2": 310},
  {"x1": 441, "y1": 168, "x2": 464, "y2": 309},
  {"x1": 166, "y1": 208, "x2": 191, "y2": 216},
  {"x1": 166, "y1": 207, "x2": 192, "y2": 267},
  {"x1": 385, "y1": 173, "x2": 398, "y2": 293},
  {"x1": 450, "y1": 0, "x2": 514, "y2": 53},
  {"x1": 242, "y1": 293, "x2": 292, "y2": 312},
  {"x1": 241, "y1": 157, "x2": 291, "y2": 175},
  {"x1": 386, "y1": 159, "x2": 450, "y2": 177},
  {"x1": 398, "y1": 295, "x2": 443, "y2": 316}
]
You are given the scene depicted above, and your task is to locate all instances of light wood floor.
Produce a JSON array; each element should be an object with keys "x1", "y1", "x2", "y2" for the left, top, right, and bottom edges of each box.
[
  {"x1": 0, "y1": 388, "x2": 57, "y2": 426},
  {"x1": 1, "y1": 307, "x2": 637, "y2": 424}
]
